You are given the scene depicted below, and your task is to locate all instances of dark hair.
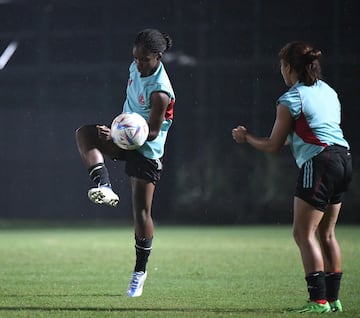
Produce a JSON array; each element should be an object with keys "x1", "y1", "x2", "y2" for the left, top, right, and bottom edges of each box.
[
  {"x1": 278, "y1": 41, "x2": 322, "y2": 86},
  {"x1": 134, "y1": 28, "x2": 172, "y2": 54}
]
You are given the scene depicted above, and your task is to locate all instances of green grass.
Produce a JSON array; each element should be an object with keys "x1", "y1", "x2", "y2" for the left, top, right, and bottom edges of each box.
[{"x1": 0, "y1": 224, "x2": 359, "y2": 317}]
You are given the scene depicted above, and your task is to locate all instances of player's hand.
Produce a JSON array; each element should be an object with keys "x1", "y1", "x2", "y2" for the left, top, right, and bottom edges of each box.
[
  {"x1": 96, "y1": 125, "x2": 112, "y2": 141},
  {"x1": 232, "y1": 125, "x2": 247, "y2": 143}
]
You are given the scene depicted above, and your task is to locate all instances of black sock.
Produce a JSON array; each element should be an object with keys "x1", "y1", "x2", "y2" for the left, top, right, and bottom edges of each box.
[
  {"x1": 325, "y1": 272, "x2": 343, "y2": 302},
  {"x1": 134, "y1": 236, "x2": 153, "y2": 272},
  {"x1": 305, "y1": 271, "x2": 326, "y2": 302},
  {"x1": 88, "y1": 163, "x2": 111, "y2": 187}
]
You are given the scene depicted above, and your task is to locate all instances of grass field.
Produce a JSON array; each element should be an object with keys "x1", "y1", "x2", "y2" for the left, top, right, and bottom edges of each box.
[{"x1": 0, "y1": 223, "x2": 359, "y2": 318}]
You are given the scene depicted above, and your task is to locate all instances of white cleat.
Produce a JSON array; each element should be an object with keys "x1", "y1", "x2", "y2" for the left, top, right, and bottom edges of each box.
[
  {"x1": 126, "y1": 271, "x2": 147, "y2": 297},
  {"x1": 87, "y1": 187, "x2": 119, "y2": 207}
]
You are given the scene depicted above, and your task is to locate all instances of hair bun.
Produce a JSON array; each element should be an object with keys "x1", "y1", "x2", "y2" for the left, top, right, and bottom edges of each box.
[
  {"x1": 162, "y1": 33, "x2": 173, "y2": 51},
  {"x1": 304, "y1": 49, "x2": 322, "y2": 63}
]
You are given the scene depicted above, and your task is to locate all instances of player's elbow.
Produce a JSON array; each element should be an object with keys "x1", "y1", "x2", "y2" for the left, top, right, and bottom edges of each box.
[
  {"x1": 264, "y1": 143, "x2": 283, "y2": 154},
  {"x1": 263, "y1": 136, "x2": 286, "y2": 153}
]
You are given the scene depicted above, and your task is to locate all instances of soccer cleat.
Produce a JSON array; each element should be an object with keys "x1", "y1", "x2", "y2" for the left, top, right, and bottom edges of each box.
[
  {"x1": 126, "y1": 271, "x2": 147, "y2": 297},
  {"x1": 292, "y1": 301, "x2": 331, "y2": 313},
  {"x1": 87, "y1": 186, "x2": 119, "y2": 207},
  {"x1": 329, "y1": 299, "x2": 343, "y2": 312}
]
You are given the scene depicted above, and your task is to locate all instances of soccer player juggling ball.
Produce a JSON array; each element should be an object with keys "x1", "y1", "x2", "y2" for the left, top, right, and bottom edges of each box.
[
  {"x1": 75, "y1": 29, "x2": 175, "y2": 297},
  {"x1": 232, "y1": 41, "x2": 352, "y2": 313}
]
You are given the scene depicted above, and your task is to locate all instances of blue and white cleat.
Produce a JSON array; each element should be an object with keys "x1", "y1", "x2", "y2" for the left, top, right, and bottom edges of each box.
[{"x1": 126, "y1": 271, "x2": 147, "y2": 297}]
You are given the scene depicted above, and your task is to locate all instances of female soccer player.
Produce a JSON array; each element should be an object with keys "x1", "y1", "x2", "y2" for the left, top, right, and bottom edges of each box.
[
  {"x1": 75, "y1": 29, "x2": 175, "y2": 297},
  {"x1": 232, "y1": 41, "x2": 351, "y2": 313}
]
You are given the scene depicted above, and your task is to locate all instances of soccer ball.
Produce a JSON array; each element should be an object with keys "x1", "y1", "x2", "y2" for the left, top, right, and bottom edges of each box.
[{"x1": 110, "y1": 112, "x2": 149, "y2": 150}]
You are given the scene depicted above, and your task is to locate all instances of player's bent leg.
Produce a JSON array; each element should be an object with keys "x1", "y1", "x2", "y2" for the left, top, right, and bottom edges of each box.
[
  {"x1": 292, "y1": 197, "x2": 329, "y2": 307},
  {"x1": 75, "y1": 125, "x2": 104, "y2": 168},
  {"x1": 293, "y1": 197, "x2": 324, "y2": 274},
  {"x1": 317, "y1": 203, "x2": 343, "y2": 311},
  {"x1": 317, "y1": 203, "x2": 342, "y2": 272},
  {"x1": 76, "y1": 125, "x2": 123, "y2": 208},
  {"x1": 75, "y1": 125, "x2": 97, "y2": 156}
]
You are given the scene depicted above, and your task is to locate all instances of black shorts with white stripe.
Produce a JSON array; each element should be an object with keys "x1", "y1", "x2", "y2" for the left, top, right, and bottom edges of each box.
[{"x1": 295, "y1": 145, "x2": 352, "y2": 212}]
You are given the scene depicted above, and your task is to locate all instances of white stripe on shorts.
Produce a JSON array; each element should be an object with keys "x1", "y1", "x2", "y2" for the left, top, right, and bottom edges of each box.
[{"x1": 303, "y1": 160, "x2": 313, "y2": 189}]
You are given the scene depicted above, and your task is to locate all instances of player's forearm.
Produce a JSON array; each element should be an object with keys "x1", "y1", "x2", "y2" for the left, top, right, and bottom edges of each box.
[{"x1": 245, "y1": 133, "x2": 282, "y2": 154}]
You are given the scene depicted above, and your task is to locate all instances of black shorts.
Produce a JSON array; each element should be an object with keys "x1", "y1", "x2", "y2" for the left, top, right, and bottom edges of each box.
[
  {"x1": 107, "y1": 147, "x2": 162, "y2": 184},
  {"x1": 123, "y1": 150, "x2": 163, "y2": 184},
  {"x1": 295, "y1": 145, "x2": 352, "y2": 212},
  {"x1": 89, "y1": 125, "x2": 163, "y2": 184}
]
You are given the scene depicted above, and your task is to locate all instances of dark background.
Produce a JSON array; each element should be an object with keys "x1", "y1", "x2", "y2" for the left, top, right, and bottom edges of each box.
[{"x1": 0, "y1": 0, "x2": 359, "y2": 224}]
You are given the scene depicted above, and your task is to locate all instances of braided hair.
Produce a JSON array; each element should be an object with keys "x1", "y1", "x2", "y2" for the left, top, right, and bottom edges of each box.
[
  {"x1": 134, "y1": 29, "x2": 172, "y2": 54},
  {"x1": 279, "y1": 41, "x2": 322, "y2": 86}
]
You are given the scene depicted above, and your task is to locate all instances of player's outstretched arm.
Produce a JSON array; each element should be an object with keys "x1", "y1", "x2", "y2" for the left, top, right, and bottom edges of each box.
[{"x1": 232, "y1": 104, "x2": 293, "y2": 153}]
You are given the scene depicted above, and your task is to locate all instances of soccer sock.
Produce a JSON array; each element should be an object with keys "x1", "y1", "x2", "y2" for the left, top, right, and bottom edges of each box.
[
  {"x1": 305, "y1": 271, "x2": 326, "y2": 303},
  {"x1": 325, "y1": 271, "x2": 343, "y2": 302},
  {"x1": 134, "y1": 236, "x2": 153, "y2": 272},
  {"x1": 88, "y1": 163, "x2": 111, "y2": 187}
]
